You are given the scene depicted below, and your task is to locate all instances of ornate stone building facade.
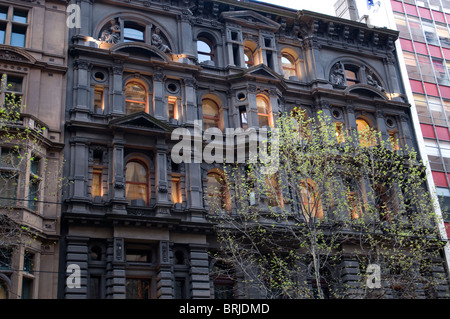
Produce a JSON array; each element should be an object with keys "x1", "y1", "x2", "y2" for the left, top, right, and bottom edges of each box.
[
  {"x1": 61, "y1": 0, "x2": 448, "y2": 298},
  {"x1": 0, "y1": 0, "x2": 67, "y2": 299}
]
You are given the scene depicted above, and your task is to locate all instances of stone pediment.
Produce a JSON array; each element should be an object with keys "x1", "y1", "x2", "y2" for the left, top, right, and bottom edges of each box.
[
  {"x1": 0, "y1": 45, "x2": 37, "y2": 64},
  {"x1": 109, "y1": 111, "x2": 173, "y2": 133},
  {"x1": 221, "y1": 10, "x2": 281, "y2": 31},
  {"x1": 243, "y1": 64, "x2": 282, "y2": 81},
  {"x1": 111, "y1": 43, "x2": 170, "y2": 62}
]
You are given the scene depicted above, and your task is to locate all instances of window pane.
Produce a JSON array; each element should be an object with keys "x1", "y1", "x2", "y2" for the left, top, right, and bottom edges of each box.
[
  {"x1": 125, "y1": 82, "x2": 146, "y2": 102},
  {"x1": 0, "y1": 7, "x2": 7, "y2": 20},
  {"x1": 197, "y1": 41, "x2": 211, "y2": 54},
  {"x1": 124, "y1": 25, "x2": 144, "y2": 42},
  {"x1": 92, "y1": 170, "x2": 102, "y2": 198},
  {"x1": 126, "y1": 279, "x2": 150, "y2": 299},
  {"x1": 0, "y1": 174, "x2": 17, "y2": 206},
  {"x1": 126, "y1": 162, "x2": 147, "y2": 183},
  {"x1": 0, "y1": 24, "x2": 5, "y2": 45},
  {"x1": 6, "y1": 76, "x2": 22, "y2": 92},
  {"x1": 258, "y1": 115, "x2": 269, "y2": 127},
  {"x1": 11, "y1": 26, "x2": 25, "y2": 47},
  {"x1": 202, "y1": 101, "x2": 219, "y2": 117},
  {"x1": 125, "y1": 183, "x2": 148, "y2": 203},
  {"x1": 256, "y1": 98, "x2": 268, "y2": 114},
  {"x1": 13, "y1": 9, "x2": 27, "y2": 23}
]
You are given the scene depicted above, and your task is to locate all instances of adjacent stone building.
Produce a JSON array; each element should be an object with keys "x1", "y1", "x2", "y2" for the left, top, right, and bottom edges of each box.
[
  {"x1": 0, "y1": 0, "x2": 67, "y2": 299},
  {"x1": 60, "y1": 0, "x2": 447, "y2": 299}
]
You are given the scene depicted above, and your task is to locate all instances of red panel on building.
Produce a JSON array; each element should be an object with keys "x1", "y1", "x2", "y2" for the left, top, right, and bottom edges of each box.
[
  {"x1": 435, "y1": 126, "x2": 450, "y2": 141},
  {"x1": 404, "y1": 3, "x2": 418, "y2": 15},
  {"x1": 421, "y1": 123, "x2": 436, "y2": 139},
  {"x1": 414, "y1": 41, "x2": 428, "y2": 55},
  {"x1": 444, "y1": 48, "x2": 450, "y2": 60},
  {"x1": 439, "y1": 85, "x2": 450, "y2": 100},
  {"x1": 418, "y1": 7, "x2": 432, "y2": 19},
  {"x1": 432, "y1": 171, "x2": 448, "y2": 187},
  {"x1": 424, "y1": 82, "x2": 439, "y2": 96},
  {"x1": 445, "y1": 223, "x2": 450, "y2": 239},
  {"x1": 410, "y1": 79, "x2": 425, "y2": 94},
  {"x1": 400, "y1": 38, "x2": 414, "y2": 51},
  {"x1": 428, "y1": 45, "x2": 443, "y2": 58},
  {"x1": 391, "y1": 0, "x2": 404, "y2": 12}
]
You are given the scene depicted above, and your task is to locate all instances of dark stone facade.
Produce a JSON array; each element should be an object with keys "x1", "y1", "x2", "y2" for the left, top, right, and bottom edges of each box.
[{"x1": 60, "y1": 0, "x2": 447, "y2": 298}]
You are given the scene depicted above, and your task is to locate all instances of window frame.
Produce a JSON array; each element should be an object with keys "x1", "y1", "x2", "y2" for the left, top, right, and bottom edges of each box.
[
  {"x1": 0, "y1": 5, "x2": 28, "y2": 47},
  {"x1": 256, "y1": 95, "x2": 273, "y2": 128},
  {"x1": 125, "y1": 159, "x2": 150, "y2": 206},
  {"x1": 125, "y1": 80, "x2": 148, "y2": 115}
]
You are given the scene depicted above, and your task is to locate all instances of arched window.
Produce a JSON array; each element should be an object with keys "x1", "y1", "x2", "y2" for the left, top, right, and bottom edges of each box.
[
  {"x1": 125, "y1": 81, "x2": 147, "y2": 115},
  {"x1": 256, "y1": 96, "x2": 272, "y2": 128},
  {"x1": 125, "y1": 160, "x2": 149, "y2": 205},
  {"x1": 299, "y1": 179, "x2": 323, "y2": 221},
  {"x1": 281, "y1": 52, "x2": 297, "y2": 79},
  {"x1": 202, "y1": 98, "x2": 220, "y2": 130},
  {"x1": 356, "y1": 118, "x2": 377, "y2": 147},
  {"x1": 206, "y1": 170, "x2": 231, "y2": 212},
  {"x1": 197, "y1": 37, "x2": 214, "y2": 63}
]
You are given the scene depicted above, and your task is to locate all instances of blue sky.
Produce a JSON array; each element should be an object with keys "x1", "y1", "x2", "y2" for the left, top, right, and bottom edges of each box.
[{"x1": 257, "y1": 0, "x2": 336, "y2": 15}]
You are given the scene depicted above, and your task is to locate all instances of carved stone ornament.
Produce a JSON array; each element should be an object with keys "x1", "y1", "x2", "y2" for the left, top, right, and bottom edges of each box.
[
  {"x1": 151, "y1": 27, "x2": 172, "y2": 54},
  {"x1": 99, "y1": 18, "x2": 121, "y2": 44},
  {"x1": 330, "y1": 62, "x2": 345, "y2": 86}
]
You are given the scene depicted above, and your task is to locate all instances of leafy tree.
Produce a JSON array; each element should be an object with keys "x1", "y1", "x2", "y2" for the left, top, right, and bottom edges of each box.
[
  {"x1": 0, "y1": 74, "x2": 62, "y2": 281},
  {"x1": 208, "y1": 109, "x2": 449, "y2": 299}
]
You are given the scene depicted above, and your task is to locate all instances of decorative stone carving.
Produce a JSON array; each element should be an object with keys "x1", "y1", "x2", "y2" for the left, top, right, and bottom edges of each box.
[
  {"x1": 330, "y1": 62, "x2": 345, "y2": 86},
  {"x1": 99, "y1": 18, "x2": 121, "y2": 44},
  {"x1": 366, "y1": 68, "x2": 385, "y2": 92},
  {"x1": 151, "y1": 27, "x2": 172, "y2": 53}
]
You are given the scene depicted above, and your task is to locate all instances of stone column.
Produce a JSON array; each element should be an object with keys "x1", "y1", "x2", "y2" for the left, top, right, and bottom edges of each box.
[
  {"x1": 65, "y1": 236, "x2": 89, "y2": 299},
  {"x1": 376, "y1": 109, "x2": 389, "y2": 144},
  {"x1": 399, "y1": 114, "x2": 414, "y2": 149},
  {"x1": 72, "y1": 59, "x2": 91, "y2": 120},
  {"x1": 156, "y1": 240, "x2": 173, "y2": 298},
  {"x1": 105, "y1": 238, "x2": 126, "y2": 299},
  {"x1": 155, "y1": 140, "x2": 171, "y2": 213},
  {"x1": 71, "y1": 137, "x2": 89, "y2": 200},
  {"x1": 189, "y1": 244, "x2": 210, "y2": 299},
  {"x1": 183, "y1": 78, "x2": 198, "y2": 125},
  {"x1": 340, "y1": 256, "x2": 363, "y2": 298},
  {"x1": 110, "y1": 134, "x2": 127, "y2": 214},
  {"x1": 247, "y1": 85, "x2": 259, "y2": 129},
  {"x1": 110, "y1": 62, "x2": 124, "y2": 116},
  {"x1": 153, "y1": 71, "x2": 166, "y2": 121}
]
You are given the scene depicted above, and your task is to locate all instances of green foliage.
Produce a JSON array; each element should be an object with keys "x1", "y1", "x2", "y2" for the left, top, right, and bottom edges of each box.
[{"x1": 208, "y1": 110, "x2": 448, "y2": 299}]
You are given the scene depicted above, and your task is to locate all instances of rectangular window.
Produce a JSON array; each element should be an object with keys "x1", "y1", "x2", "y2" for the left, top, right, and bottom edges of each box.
[
  {"x1": 168, "y1": 96, "x2": 177, "y2": 120},
  {"x1": 0, "y1": 173, "x2": 17, "y2": 206},
  {"x1": 239, "y1": 108, "x2": 248, "y2": 130},
  {"x1": 92, "y1": 168, "x2": 102, "y2": 198},
  {"x1": 126, "y1": 278, "x2": 150, "y2": 299},
  {"x1": 28, "y1": 180, "x2": 38, "y2": 210},
  {"x1": 21, "y1": 278, "x2": 33, "y2": 299},
  {"x1": 389, "y1": 131, "x2": 400, "y2": 151},
  {"x1": 0, "y1": 7, "x2": 7, "y2": 20},
  {"x1": 1, "y1": 74, "x2": 23, "y2": 111},
  {"x1": 175, "y1": 279, "x2": 185, "y2": 299},
  {"x1": 89, "y1": 276, "x2": 102, "y2": 299},
  {"x1": 10, "y1": 25, "x2": 26, "y2": 47},
  {"x1": 335, "y1": 122, "x2": 345, "y2": 143},
  {"x1": 93, "y1": 87, "x2": 103, "y2": 113},
  {"x1": 171, "y1": 178, "x2": 182, "y2": 204},
  {"x1": 12, "y1": 9, "x2": 27, "y2": 24},
  {"x1": 437, "y1": 187, "x2": 450, "y2": 221},
  {"x1": 345, "y1": 69, "x2": 358, "y2": 86},
  {"x1": 23, "y1": 252, "x2": 34, "y2": 273}
]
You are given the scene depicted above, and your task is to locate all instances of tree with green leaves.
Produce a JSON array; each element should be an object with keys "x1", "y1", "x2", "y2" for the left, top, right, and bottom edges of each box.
[
  {"x1": 0, "y1": 74, "x2": 62, "y2": 281},
  {"x1": 207, "y1": 109, "x2": 449, "y2": 299}
]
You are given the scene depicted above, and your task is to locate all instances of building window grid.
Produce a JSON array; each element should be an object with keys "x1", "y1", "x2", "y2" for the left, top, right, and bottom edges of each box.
[
  {"x1": 397, "y1": 0, "x2": 450, "y2": 189},
  {"x1": 0, "y1": 5, "x2": 28, "y2": 47}
]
